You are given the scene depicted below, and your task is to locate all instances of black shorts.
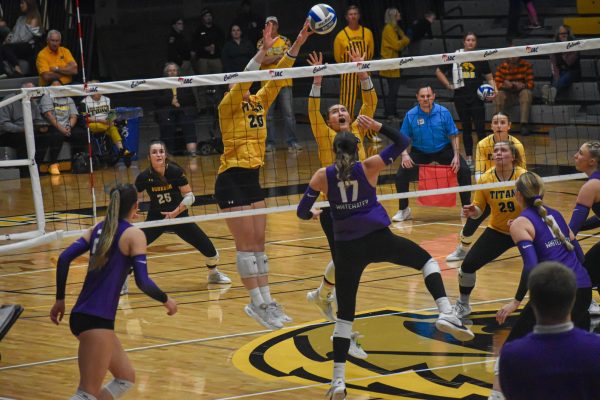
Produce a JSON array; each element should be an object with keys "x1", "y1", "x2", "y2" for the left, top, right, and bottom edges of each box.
[
  {"x1": 69, "y1": 312, "x2": 115, "y2": 336},
  {"x1": 214, "y1": 167, "x2": 264, "y2": 209}
]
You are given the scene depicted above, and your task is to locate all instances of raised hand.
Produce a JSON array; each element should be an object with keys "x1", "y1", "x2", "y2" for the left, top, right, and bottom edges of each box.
[
  {"x1": 262, "y1": 22, "x2": 277, "y2": 51},
  {"x1": 348, "y1": 46, "x2": 366, "y2": 63},
  {"x1": 307, "y1": 51, "x2": 323, "y2": 66},
  {"x1": 356, "y1": 115, "x2": 382, "y2": 133}
]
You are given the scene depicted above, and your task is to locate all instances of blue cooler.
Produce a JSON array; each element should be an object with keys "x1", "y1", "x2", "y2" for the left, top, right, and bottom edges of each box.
[{"x1": 115, "y1": 107, "x2": 143, "y2": 160}]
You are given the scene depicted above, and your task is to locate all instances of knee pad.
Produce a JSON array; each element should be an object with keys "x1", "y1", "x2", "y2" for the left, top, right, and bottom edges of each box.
[
  {"x1": 70, "y1": 389, "x2": 97, "y2": 400},
  {"x1": 458, "y1": 267, "x2": 476, "y2": 288},
  {"x1": 324, "y1": 260, "x2": 336, "y2": 284},
  {"x1": 421, "y1": 258, "x2": 441, "y2": 279},
  {"x1": 104, "y1": 379, "x2": 134, "y2": 399},
  {"x1": 333, "y1": 318, "x2": 353, "y2": 339},
  {"x1": 255, "y1": 251, "x2": 268, "y2": 276},
  {"x1": 236, "y1": 251, "x2": 258, "y2": 279},
  {"x1": 206, "y1": 250, "x2": 219, "y2": 267}
]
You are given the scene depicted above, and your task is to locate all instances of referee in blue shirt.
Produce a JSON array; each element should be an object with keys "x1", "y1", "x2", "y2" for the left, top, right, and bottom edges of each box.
[{"x1": 392, "y1": 86, "x2": 471, "y2": 222}]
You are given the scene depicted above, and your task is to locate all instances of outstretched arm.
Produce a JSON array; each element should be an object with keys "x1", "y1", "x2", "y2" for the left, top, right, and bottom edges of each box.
[
  {"x1": 358, "y1": 115, "x2": 410, "y2": 178},
  {"x1": 297, "y1": 168, "x2": 326, "y2": 220}
]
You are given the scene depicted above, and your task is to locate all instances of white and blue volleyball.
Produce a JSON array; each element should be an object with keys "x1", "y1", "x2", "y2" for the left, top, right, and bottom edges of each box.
[
  {"x1": 477, "y1": 83, "x2": 495, "y2": 101},
  {"x1": 308, "y1": 4, "x2": 337, "y2": 35}
]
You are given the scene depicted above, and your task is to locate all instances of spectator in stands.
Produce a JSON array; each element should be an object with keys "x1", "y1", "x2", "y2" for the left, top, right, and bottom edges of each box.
[
  {"x1": 167, "y1": 18, "x2": 194, "y2": 75},
  {"x1": 392, "y1": 86, "x2": 471, "y2": 222},
  {"x1": 193, "y1": 8, "x2": 225, "y2": 113},
  {"x1": 40, "y1": 79, "x2": 87, "y2": 175},
  {"x1": 494, "y1": 54, "x2": 534, "y2": 136},
  {"x1": 0, "y1": 82, "x2": 54, "y2": 166},
  {"x1": 0, "y1": 0, "x2": 42, "y2": 76},
  {"x1": 36, "y1": 30, "x2": 78, "y2": 86},
  {"x1": 499, "y1": 261, "x2": 600, "y2": 399},
  {"x1": 221, "y1": 24, "x2": 254, "y2": 73},
  {"x1": 80, "y1": 82, "x2": 132, "y2": 159},
  {"x1": 258, "y1": 16, "x2": 302, "y2": 152},
  {"x1": 542, "y1": 25, "x2": 580, "y2": 105},
  {"x1": 154, "y1": 62, "x2": 198, "y2": 157},
  {"x1": 436, "y1": 32, "x2": 496, "y2": 168},
  {"x1": 380, "y1": 7, "x2": 410, "y2": 122},
  {"x1": 523, "y1": 0, "x2": 542, "y2": 30},
  {"x1": 233, "y1": 0, "x2": 263, "y2": 46},
  {"x1": 410, "y1": 11, "x2": 435, "y2": 41}
]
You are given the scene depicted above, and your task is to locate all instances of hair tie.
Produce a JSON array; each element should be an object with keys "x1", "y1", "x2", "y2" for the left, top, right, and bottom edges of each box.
[{"x1": 532, "y1": 195, "x2": 543, "y2": 202}]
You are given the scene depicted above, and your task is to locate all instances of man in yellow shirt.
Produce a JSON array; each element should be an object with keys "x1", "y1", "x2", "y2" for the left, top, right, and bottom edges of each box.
[
  {"x1": 333, "y1": 5, "x2": 375, "y2": 139},
  {"x1": 36, "y1": 30, "x2": 78, "y2": 86},
  {"x1": 257, "y1": 16, "x2": 301, "y2": 153}
]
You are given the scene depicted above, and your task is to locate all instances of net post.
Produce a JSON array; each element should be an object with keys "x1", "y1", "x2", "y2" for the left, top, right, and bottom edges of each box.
[{"x1": 21, "y1": 92, "x2": 46, "y2": 235}]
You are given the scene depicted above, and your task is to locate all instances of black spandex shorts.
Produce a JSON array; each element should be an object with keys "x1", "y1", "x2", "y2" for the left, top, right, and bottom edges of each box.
[
  {"x1": 69, "y1": 312, "x2": 115, "y2": 336},
  {"x1": 214, "y1": 167, "x2": 264, "y2": 209}
]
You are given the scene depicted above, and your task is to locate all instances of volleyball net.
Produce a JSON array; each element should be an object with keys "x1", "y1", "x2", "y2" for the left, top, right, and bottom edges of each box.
[{"x1": 0, "y1": 37, "x2": 599, "y2": 253}]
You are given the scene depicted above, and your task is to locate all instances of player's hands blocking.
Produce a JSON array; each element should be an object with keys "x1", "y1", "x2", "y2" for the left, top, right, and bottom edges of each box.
[
  {"x1": 356, "y1": 115, "x2": 382, "y2": 133},
  {"x1": 307, "y1": 51, "x2": 324, "y2": 85}
]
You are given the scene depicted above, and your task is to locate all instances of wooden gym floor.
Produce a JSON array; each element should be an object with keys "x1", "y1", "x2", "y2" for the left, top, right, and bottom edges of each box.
[{"x1": 0, "y1": 138, "x2": 598, "y2": 399}]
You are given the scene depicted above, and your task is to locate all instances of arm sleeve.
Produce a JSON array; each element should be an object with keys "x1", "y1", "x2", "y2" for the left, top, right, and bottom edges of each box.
[
  {"x1": 514, "y1": 240, "x2": 538, "y2": 301},
  {"x1": 569, "y1": 203, "x2": 591, "y2": 235},
  {"x1": 297, "y1": 186, "x2": 320, "y2": 220},
  {"x1": 36, "y1": 52, "x2": 50, "y2": 74},
  {"x1": 472, "y1": 189, "x2": 488, "y2": 212},
  {"x1": 132, "y1": 254, "x2": 168, "y2": 303},
  {"x1": 134, "y1": 172, "x2": 146, "y2": 193},
  {"x1": 56, "y1": 238, "x2": 90, "y2": 300},
  {"x1": 170, "y1": 165, "x2": 189, "y2": 187}
]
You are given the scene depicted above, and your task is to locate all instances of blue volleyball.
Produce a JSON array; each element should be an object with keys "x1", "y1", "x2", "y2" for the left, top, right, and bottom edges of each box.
[
  {"x1": 477, "y1": 84, "x2": 495, "y2": 101},
  {"x1": 308, "y1": 4, "x2": 337, "y2": 35}
]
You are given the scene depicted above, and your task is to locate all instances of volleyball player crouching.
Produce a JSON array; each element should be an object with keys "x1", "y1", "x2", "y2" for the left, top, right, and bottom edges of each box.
[
  {"x1": 214, "y1": 20, "x2": 312, "y2": 330},
  {"x1": 122, "y1": 139, "x2": 231, "y2": 294},
  {"x1": 447, "y1": 112, "x2": 526, "y2": 262},
  {"x1": 297, "y1": 119, "x2": 474, "y2": 399},
  {"x1": 50, "y1": 184, "x2": 177, "y2": 400},
  {"x1": 452, "y1": 141, "x2": 526, "y2": 318},
  {"x1": 305, "y1": 49, "x2": 377, "y2": 358},
  {"x1": 569, "y1": 141, "x2": 600, "y2": 314},
  {"x1": 489, "y1": 172, "x2": 592, "y2": 400}
]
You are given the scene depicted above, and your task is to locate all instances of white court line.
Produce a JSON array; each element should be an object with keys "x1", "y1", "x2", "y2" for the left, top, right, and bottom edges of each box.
[
  {"x1": 0, "y1": 223, "x2": 441, "y2": 278},
  {"x1": 0, "y1": 296, "x2": 515, "y2": 372},
  {"x1": 215, "y1": 358, "x2": 496, "y2": 400}
]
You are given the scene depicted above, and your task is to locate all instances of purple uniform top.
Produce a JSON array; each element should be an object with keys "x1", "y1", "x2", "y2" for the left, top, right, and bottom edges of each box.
[
  {"x1": 325, "y1": 163, "x2": 391, "y2": 241},
  {"x1": 72, "y1": 220, "x2": 134, "y2": 320},
  {"x1": 500, "y1": 327, "x2": 600, "y2": 400},
  {"x1": 521, "y1": 206, "x2": 591, "y2": 288},
  {"x1": 591, "y1": 170, "x2": 600, "y2": 217}
]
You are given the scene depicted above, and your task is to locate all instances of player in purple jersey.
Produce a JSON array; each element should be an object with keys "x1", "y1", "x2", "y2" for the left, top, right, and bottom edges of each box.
[
  {"x1": 489, "y1": 172, "x2": 592, "y2": 400},
  {"x1": 297, "y1": 117, "x2": 474, "y2": 400},
  {"x1": 50, "y1": 184, "x2": 177, "y2": 400},
  {"x1": 499, "y1": 262, "x2": 600, "y2": 400},
  {"x1": 569, "y1": 141, "x2": 600, "y2": 308}
]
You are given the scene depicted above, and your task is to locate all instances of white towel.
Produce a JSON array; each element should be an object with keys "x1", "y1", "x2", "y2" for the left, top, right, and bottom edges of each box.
[{"x1": 451, "y1": 49, "x2": 464, "y2": 89}]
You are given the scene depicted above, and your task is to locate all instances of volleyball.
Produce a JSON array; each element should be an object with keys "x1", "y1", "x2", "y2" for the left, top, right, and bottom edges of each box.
[
  {"x1": 308, "y1": 4, "x2": 337, "y2": 35},
  {"x1": 477, "y1": 83, "x2": 495, "y2": 101}
]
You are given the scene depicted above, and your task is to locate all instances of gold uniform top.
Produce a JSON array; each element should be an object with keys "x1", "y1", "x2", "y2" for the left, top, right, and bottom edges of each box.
[
  {"x1": 475, "y1": 134, "x2": 526, "y2": 175},
  {"x1": 308, "y1": 84, "x2": 377, "y2": 167},
  {"x1": 379, "y1": 24, "x2": 410, "y2": 78},
  {"x1": 333, "y1": 26, "x2": 375, "y2": 64},
  {"x1": 257, "y1": 35, "x2": 293, "y2": 87},
  {"x1": 473, "y1": 166, "x2": 527, "y2": 234},
  {"x1": 217, "y1": 53, "x2": 296, "y2": 174}
]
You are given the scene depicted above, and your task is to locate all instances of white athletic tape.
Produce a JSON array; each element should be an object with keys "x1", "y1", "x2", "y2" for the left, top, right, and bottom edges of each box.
[{"x1": 13, "y1": 38, "x2": 600, "y2": 99}]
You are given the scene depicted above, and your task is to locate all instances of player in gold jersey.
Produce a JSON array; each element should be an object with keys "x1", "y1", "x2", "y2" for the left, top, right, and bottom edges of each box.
[
  {"x1": 452, "y1": 141, "x2": 527, "y2": 318},
  {"x1": 303, "y1": 49, "x2": 378, "y2": 358},
  {"x1": 214, "y1": 20, "x2": 312, "y2": 330},
  {"x1": 447, "y1": 112, "x2": 526, "y2": 262}
]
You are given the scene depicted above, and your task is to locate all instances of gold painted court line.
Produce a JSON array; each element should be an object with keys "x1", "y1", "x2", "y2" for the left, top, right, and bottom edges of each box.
[
  {"x1": 0, "y1": 223, "x2": 441, "y2": 278},
  {"x1": 0, "y1": 297, "x2": 515, "y2": 372}
]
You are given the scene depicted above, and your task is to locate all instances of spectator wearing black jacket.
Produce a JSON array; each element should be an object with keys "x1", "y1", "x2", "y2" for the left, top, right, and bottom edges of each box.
[
  {"x1": 221, "y1": 24, "x2": 255, "y2": 73},
  {"x1": 154, "y1": 63, "x2": 198, "y2": 156},
  {"x1": 167, "y1": 18, "x2": 194, "y2": 75}
]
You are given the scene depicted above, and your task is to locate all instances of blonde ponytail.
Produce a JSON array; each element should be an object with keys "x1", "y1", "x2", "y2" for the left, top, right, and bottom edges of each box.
[
  {"x1": 89, "y1": 189, "x2": 121, "y2": 270},
  {"x1": 532, "y1": 198, "x2": 574, "y2": 251}
]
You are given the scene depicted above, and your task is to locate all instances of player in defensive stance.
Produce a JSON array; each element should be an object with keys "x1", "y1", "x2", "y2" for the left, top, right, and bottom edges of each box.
[
  {"x1": 214, "y1": 20, "x2": 312, "y2": 330},
  {"x1": 447, "y1": 112, "x2": 526, "y2": 262},
  {"x1": 50, "y1": 184, "x2": 177, "y2": 400},
  {"x1": 305, "y1": 50, "x2": 377, "y2": 321},
  {"x1": 452, "y1": 141, "x2": 526, "y2": 318},
  {"x1": 121, "y1": 140, "x2": 231, "y2": 294},
  {"x1": 569, "y1": 141, "x2": 600, "y2": 313},
  {"x1": 297, "y1": 120, "x2": 474, "y2": 399}
]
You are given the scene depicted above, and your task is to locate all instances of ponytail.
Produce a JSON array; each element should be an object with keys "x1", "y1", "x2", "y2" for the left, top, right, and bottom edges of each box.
[
  {"x1": 89, "y1": 184, "x2": 138, "y2": 270},
  {"x1": 532, "y1": 197, "x2": 574, "y2": 251},
  {"x1": 89, "y1": 190, "x2": 121, "y2": 270},
  {"x1": 332, "y1": 132, "x2": 359, "y2": 187}
]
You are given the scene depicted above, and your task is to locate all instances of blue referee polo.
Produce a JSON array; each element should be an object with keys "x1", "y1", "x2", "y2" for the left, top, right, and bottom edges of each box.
[{"x1": 400, "y1": 103, "x2": 458, "y2": 154}]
